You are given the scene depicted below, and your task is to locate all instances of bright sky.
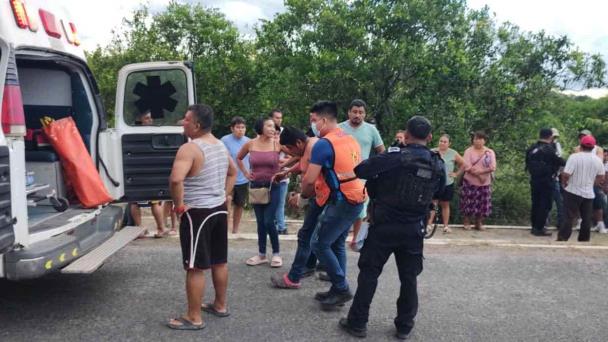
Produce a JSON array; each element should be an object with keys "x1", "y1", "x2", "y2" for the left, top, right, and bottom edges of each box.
[{"x1": 59, "y1": 0, "x2": 607, "y2": 93}]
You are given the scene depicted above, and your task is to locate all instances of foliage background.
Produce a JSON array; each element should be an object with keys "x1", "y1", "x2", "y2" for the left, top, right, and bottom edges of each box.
[{"x1": 86, "y1": 0, "x2": 608, "y2": 224}]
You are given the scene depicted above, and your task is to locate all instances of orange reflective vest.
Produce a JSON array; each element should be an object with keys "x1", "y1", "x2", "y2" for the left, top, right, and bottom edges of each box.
[{"x1": 315, "y1": 128, "x2": 367, "y2": 206}]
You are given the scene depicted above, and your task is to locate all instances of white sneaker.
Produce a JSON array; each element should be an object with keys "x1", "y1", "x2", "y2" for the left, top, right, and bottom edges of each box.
[
  {"x1": 595, "y1": 221, "x2": 606, "y2": 232},
  {"x1": 599, "y1": 226, "x2": 608, "y2": 234}
]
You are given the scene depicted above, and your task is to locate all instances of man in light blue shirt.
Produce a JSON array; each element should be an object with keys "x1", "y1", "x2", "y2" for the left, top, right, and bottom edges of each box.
[
  {"x1": 339, "y1": 99, "x2": 385, "y2": 249},
  {"x1": 221, "y1": 116, "x2": 250, "y2": 234}
]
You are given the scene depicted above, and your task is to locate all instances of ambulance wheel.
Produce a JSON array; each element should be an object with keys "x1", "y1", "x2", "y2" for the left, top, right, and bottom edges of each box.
[{"x1": 51, "y1": 197, "x2": 69, "y2": 212}]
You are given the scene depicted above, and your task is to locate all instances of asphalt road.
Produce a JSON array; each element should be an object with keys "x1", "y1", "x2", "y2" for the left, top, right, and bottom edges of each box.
[{"x1": 1, "y1": 238, "x2": 607, "y2": 342}]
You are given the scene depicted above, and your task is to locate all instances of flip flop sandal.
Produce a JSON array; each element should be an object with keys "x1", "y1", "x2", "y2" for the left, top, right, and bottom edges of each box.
[
  {"x1": 270, "y1": 256, "x2": 283, "y2": 268},
  {"x1": 201, "y1": 303, "x2": 230, "y2": 317},
  {"x1": 166, "y1": 317, "x2": 206, "y2": 330},
  {"x1": 246, "y1": 255, "x2": 269, "y2": 266},
  {"x1": 167, "y1": 230, "x2": 178, "y2": 237},
  {"x1": 153, "y1": 232, "x2": 165, "y2": 239}
]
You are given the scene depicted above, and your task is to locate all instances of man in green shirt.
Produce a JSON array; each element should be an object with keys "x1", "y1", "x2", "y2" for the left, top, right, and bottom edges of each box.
[{"x1": 339, "y1": 99, "x2": 385, "y2": 250}]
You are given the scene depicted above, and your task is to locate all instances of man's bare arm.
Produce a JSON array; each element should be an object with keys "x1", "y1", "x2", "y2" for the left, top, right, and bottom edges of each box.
[
  {"x1": 301, "y1": 164, "x2": 322, "y2": 198},
  {"x1": 561, "y1": 172, "x2": 571, "y2": 187},
  {"x1": 374, "y1": 144, "x2": 386, "y2": 154},
  {"x1": 236, "y1": 140, "x2": 253, "y2": 180},
  {"x1": 170, "y1": 144, "x2": 196, "y2": 208},
  {"x1": 225, "y1": 154, "x2": 237, "y2": 198}
]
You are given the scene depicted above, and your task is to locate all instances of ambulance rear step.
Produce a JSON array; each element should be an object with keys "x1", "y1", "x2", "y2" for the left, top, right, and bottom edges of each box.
[{"x1": 61, "y1": 226, "x2": 145, "y2": 274}]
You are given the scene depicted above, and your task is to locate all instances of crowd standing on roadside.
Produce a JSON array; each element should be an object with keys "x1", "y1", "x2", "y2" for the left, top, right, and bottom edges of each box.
[{"x1": 157, "y1": 98, "x2": 608, "y2": 338}]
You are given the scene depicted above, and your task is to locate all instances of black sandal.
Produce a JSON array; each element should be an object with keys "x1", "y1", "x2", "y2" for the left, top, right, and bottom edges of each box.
[
  {"x1": 201, "y1": 303, "x2": 230, "y2": 317},
  {"x1": 166, "y1": 317, "x2": 206, "y2": 330}
]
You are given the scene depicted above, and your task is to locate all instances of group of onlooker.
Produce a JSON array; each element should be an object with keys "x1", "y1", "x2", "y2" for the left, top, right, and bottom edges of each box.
[{"x1": 526, "y1": 128, "x2": 607, "y2": 241}]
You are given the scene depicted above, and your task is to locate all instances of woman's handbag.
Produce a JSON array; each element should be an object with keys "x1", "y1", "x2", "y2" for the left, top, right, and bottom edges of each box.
[{"x1": 249, "y1": 183, "x2": 272, "y2": 205}]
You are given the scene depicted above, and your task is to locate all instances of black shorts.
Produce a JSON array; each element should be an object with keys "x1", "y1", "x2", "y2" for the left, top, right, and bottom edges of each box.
[
  {"x1": 434, "y1": 184, "x2": 455, "y2": 202},
  {"x1": 232, "y1": 183, "x2": 249, "y2": 207},
  {"x1": 179, "y1": 204, "x2": 228, "y2": 270}
]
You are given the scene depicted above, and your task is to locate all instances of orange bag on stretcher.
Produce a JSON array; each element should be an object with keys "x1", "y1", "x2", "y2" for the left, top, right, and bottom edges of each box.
[{"x1": 42, "y1": 117, "x2": 112, "y2": 208}]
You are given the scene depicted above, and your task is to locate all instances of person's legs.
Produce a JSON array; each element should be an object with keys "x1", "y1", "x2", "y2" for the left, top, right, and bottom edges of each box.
[
  {"x1": 287, "y1": 199, "x2": 324, "y2": 282},
  {"x1": 151, "y1": 202, "x2": 165, "y2": 235},
  {"x1": 232, "y1": 205, "x2": 244, "y2": 234},
  {"x1": 558, "y1": 191, "x2": 579, "y2": 241},
  {"x1": 530, "y1": 180, "x2": 542, "y2": 232},
  {"x1": 130, "y1": 203, "x2": 142, "y2": 226},
  {"x1": 351, "y1": 199, "x2": 368, "y2": 243},
  {"x1": 462, "y1": 216, "x2": 471, "y2": 230},
  {"x1": 312, "y1": 201, "x2": 363, "y2": 293},
  {"x1": 231, "y1": 183, "x2": 248, "y2": 234},
  {"x1": 579, "y1": 198, "x2": 593, "y2": 242},
  {"x1": 531, "y1": 179, "x2": 553, "y2": 234},
  {"x1": 264, "y1": 186, "x2": 282, "y2": 254},
  {"x1": 331, "y1": 228, "x2": 349, "y2": 279},
  {"x1": 210, "y1": 263, "x2": 228, "y2": 312},
  {"x1": 552, "y1": 180, "x2": 564, "y2": 227},
  {"x1": 440, "y1": 201, "x2": 450, "y2": 227},
  {"x1": 346, "y1": 226, "x2": 392, "y2": 330},
  {"x1": 427, "y1": 200, "x2": 438, "y2": 227},
  {"x1": 252, "y1": 204, "x2": 268, "y2": 256},
  {"x1": 275, "y1": 181, "x2": 288, "y2": 233},
  {"x1": 185, "y1": 269, "x2": 205, "y2": 323},
  {"x1": 393, "y1": 250, "x2": 423, "y2": 334}
]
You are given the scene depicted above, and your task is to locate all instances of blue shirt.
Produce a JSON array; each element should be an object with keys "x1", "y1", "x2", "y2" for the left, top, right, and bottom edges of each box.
[
  {"x1": 310, "y1": 138, "x2": 344, "y2": 202},
  {"x1": 221, "y1": 134, "x2": 250, "y2": 185},
  {"x1": 338, "y1": 121, "x2": 384, "y2": 160}
]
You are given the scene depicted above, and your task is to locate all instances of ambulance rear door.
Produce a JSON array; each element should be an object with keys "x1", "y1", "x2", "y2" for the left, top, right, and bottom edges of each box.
[{"x1": 98, "y1": 62, "x2": 194, "y2": 202}]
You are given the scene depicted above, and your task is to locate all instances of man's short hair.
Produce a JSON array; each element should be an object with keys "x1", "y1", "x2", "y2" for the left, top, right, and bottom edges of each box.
[
  {"x1": 279, "y1": 126, "x2": 307, "y2": 147},
  {"x1": 268, "y1": 109, "x2": 282, "y2": 118},
  {"x1": 254, "y1": 117, "x2": 279, "y2": 135},
  {"x1": 313, "y1": 101, "x2": 338, "y2": 119},
  {"x1": 539, "y1": 128, "x2": 553, "y2": 139},
  {"x1": 349, "y1": 99, "x2": 367, "y2": 111},
  {"x1": 188, "y1": 104, "x2": 214, "y2": 132},
  {"x1": 406, "y1": 116, "x2": 432, "y2": 139},
  {"x1": 230, "y1": 116, "x2": 246, "y2": 128}
]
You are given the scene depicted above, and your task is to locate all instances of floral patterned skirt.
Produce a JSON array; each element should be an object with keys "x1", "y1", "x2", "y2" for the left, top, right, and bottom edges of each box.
[{"x1": 459, "y1": 179, "x2": 492, "y2": 218}]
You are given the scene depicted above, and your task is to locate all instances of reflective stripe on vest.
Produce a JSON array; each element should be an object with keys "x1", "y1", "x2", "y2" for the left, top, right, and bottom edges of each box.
[{"x1": 315, "y1": 129, "x2": 367, "y2": 206}]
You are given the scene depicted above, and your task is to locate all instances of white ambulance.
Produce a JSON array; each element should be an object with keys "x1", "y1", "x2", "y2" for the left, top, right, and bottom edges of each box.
[{"x1": 0, "y1": 0, "x2": 193, "y2": 280}]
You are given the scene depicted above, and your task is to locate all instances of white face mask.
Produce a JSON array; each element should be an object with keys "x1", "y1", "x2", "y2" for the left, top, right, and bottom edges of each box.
[{"x1": 311, "y1": 122, "x2": 320, "y2": 137}]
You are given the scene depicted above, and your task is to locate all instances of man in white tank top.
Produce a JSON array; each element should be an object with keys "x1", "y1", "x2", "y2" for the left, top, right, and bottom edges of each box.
[{"x1": 167, "y1": 104, "x2": 237, "y2": 330}]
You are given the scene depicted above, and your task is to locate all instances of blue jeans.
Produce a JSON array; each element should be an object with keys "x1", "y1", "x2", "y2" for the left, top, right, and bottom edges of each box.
[
  {"x1": 288, "y1": 198, "x2": 324, "y2": 283},
  {"x1": 311, "y1": 200, "x2": 363, "y2": 292},
  {"x1": 275, "y1": 181, "x2": 288, "y2": 232},
  {"x1": 252, "y1": 186, "x2": 281, "y2": 255}
]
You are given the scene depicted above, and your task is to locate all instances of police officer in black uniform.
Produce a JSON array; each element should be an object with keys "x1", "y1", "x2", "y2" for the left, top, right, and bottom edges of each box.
[
  {"x1": 339, "y1": 116, "x2": 445, "y2": 339},
  {"x1": 525, "y1": 128, "x2": 566, "y2": 236}
]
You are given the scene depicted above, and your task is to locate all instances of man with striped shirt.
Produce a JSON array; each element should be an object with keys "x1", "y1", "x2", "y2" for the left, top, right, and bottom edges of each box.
[{"x1": 167, "y1": 104, "x2": 237, "y2": 330}]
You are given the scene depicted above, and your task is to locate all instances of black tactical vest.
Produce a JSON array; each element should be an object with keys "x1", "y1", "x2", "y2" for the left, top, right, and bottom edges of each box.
[{"x1": 367, "y1": 147, "x2": 443, "y2": 221}]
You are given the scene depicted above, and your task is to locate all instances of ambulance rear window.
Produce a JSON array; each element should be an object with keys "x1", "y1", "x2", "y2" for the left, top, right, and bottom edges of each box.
[{"x1": 123, "y1": 69, "x2": 187, "y2": 126}]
